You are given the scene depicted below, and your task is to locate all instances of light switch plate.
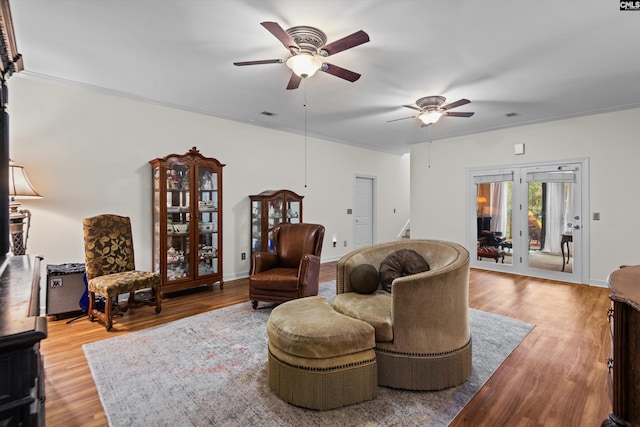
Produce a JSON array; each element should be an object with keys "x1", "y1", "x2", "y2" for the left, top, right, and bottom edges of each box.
[{"x1": 514, "y1": 143, "x2": 525, "y2": 155}]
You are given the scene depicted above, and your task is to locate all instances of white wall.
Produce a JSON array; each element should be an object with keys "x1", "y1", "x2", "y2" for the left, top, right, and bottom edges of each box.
[
  {"x1": 410, "y1": 107, "x2": 640, "y2": 286},
  {"x1": 8, "y1": 75, "x2": 410, "y2": 282}
]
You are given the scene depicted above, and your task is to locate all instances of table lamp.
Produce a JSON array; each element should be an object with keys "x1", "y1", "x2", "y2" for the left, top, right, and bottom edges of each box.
[{"x1": 8, "y1": 159, "x2": 42, "y2": 255}]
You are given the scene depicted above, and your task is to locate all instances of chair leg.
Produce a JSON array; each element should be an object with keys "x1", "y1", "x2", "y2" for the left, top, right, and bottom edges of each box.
[
  {"x1": 155, "y1": 285, "x2": 162, "y2": 314},
  {"x1": 88, "y1": 291, "x2": 96, "y2": 322},
  {"x1": 105, "y1": 296, "x2": 113, "y2": 331},
  {"x1": 252, "y1": 300, "x2": 258, "y2": 310}
]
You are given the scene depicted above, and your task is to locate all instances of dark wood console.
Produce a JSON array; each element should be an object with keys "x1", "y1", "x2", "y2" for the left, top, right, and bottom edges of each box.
[
  {"x1": 0, "y1": 255, "x2": 46, "y2": 427},
  {"x1": 602, "y1": 265, "x2": 640, "y2": 427}
]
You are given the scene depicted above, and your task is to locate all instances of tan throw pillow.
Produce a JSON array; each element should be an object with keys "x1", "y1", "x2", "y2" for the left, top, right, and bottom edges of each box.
[{"x1": 379, "y1": 249, "x2": 430, "y2": 292}]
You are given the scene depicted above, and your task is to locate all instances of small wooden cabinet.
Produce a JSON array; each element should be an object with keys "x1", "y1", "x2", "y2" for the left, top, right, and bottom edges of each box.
[
  {"x1": 150, "y1": 147, "x2": 224, "y2": 293},
  {"x1": 250, "y1": 189, "x2": 303, "y2": 255},
  {"x1": 602, "y1": 265, "x2": 640, "y2": 427}
]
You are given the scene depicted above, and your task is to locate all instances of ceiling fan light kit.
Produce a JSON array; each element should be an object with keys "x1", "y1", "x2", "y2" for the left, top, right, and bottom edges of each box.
[
  {"x1": 286, "y1": 53, "x2": 322, "y2": 78},
  {"x1": 419, "y1": 110, "x2": 443, "y2": 125}
]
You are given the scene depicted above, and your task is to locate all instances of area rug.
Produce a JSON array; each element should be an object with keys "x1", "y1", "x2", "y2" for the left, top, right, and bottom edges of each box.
[{"x1": 83, "y1": 281, "x2": 533, "y2": 427}]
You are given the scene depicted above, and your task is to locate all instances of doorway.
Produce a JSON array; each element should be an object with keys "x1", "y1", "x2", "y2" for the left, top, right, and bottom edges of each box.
[
  {"x1": 468, "y1": 160, "x2": 589, "y2": 283},
  {"x1": 354, "y1": 175, "x2": 375, "y2": 249}
]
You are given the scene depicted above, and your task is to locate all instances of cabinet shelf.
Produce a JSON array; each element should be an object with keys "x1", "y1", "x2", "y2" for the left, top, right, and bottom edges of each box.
[{"x1": 151, "y1": 147, "x2": 225, "y2": 293}]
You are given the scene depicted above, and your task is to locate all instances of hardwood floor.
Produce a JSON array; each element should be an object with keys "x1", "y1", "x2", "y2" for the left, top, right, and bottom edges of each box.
[{"x1": 41, "y1": 263, "x2": 612, "y2": 426}]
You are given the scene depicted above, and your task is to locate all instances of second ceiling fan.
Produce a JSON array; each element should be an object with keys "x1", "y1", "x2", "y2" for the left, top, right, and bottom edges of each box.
[
  {"x1": 389, "y1": 96, "x2": 475, "y2": 126},
  {"x1": 234, "y1": 21, "x2": 369, "y2": 90}
]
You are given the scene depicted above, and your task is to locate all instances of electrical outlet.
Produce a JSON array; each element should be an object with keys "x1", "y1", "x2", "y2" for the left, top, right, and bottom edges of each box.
[
  {"x1": 343, "y1": 240, "x2": 347, "y2": 247},
  {"x1": 593, "y1": 212, "x2": 600, "y2": 221},
  {"x1": 241, "y1": 252, "x2": 246, "y2": 260}
]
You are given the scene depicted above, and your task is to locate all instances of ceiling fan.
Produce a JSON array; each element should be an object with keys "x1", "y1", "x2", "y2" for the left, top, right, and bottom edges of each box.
[
  {"x1": 388, "y1": 96, "x2": 475, "y2": 126},
  {"x1": 234, "y1": 22, "x2": 369, "y2": 90}
]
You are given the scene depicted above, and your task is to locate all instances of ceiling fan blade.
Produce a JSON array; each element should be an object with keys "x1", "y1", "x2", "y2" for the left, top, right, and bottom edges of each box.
[
  {"x1": 387, "y1": 116, "x2": 416, "y2": 123},
  {"x1": 402, "y1": 104, "x2": 422, "y2": 112},
  {"x1": 444, "y1": 111, "x2": 475, "y2": 117},
  {"x1": 233, "y1": 59, "x2": 283, "y2": 66},
  {"x1": 441, "y1": 98, "x2": 471, "y2": 111},
  {"x1": 321, "y1": 30, "x2": 370, "y2": 56},
  {"x1": 261, "y1": 21, "x2": 300, "y2": 50},
  {"x1": 321, "y1": 63, "x2": 361, "y2": 82},
  {"x1": 286, "y1": 73, "x2": 302, "y2": 90}
]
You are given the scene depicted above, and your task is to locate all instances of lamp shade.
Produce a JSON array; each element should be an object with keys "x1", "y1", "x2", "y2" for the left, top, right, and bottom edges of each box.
[
  {"x1": 9, "y1": 162, "x2": 42, "y2": 199},
  {"x1": 286, "y1": 54, "x2": 323, "y2": 78}
]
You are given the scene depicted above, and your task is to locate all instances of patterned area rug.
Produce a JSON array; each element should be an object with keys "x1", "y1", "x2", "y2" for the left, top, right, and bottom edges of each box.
[{"x1": 83, "y1": 281, "x2": 533, "y2": 427}]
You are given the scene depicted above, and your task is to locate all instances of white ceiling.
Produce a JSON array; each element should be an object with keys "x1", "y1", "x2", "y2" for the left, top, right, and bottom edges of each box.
[{"x1": 9, "y1": 0, "x2": 640, "y2": 155}]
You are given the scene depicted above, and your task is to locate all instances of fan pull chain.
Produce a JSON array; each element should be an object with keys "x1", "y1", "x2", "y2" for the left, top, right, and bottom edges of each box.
[
  {"x1": 304, "y1": 82, "x2": 308, "y2": 187},
  {"x1": 428, "y1": 125, "x2": 432, "y2": 168}
]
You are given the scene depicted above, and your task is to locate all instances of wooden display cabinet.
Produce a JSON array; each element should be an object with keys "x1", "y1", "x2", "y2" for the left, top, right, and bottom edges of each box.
[
  {"x1": 150, "y1": 147, "x2": 224, "y2": 293},
  {"x1": 250, "y1": 189, "x2": 303, "y2": 255}
]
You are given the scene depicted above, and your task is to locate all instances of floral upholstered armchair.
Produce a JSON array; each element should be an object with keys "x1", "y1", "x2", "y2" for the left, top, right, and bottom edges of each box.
[{"x1": 83, "y1": 214, "x2": 162, "y2": 331}]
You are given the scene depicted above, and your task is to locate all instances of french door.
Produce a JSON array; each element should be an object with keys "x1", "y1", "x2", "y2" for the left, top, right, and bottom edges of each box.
[{"x1": 468, "y1": 160, "x2": 588, "y2": 283}]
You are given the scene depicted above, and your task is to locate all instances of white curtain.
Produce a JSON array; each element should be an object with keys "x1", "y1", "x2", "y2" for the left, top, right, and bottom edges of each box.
[
  {"x1": 489, "y1": 182, "x2": 508, "y2": 235},
  {"x1": 542, "y1": 183, "x2": 567, "y2": 254}
]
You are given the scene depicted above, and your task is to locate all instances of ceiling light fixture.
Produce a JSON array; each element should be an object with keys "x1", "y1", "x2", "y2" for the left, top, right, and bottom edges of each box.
[
  {"x1": 418, "y1": 110, "x2": 443, "y2": 125},
  {"x1": 286, "y1": 54, "x2": 323, "y2": 78}
]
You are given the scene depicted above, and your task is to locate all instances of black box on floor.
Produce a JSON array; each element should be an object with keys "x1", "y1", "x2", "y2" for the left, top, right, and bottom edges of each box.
[{"x1": 46, "y1": 263, "x2": 86, "y2": 317}]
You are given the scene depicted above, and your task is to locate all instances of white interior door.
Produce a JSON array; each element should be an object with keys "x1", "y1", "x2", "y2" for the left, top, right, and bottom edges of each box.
[{"x1": 354, "y1": 176, "x2": 374, "y2": 249}]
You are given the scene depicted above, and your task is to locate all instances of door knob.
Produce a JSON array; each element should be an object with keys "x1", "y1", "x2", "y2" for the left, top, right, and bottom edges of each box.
[
  {"x1": 574, "y1": 215, "x2": 580, "y2": 220},
  {"x1": 574, "y1": 225, "x2": 581, "y2": 230}
]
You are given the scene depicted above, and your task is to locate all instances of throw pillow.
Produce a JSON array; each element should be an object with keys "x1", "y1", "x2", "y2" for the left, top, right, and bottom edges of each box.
[
  {"x1": 350, "y1": 264, "x2": 379, "y2": 294},
  {"x1": 379, "y1": 249, "x2": 430, "y2": 292}
]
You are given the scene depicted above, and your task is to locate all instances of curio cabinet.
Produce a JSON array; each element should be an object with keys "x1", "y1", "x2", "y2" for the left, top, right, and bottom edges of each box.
[
  {"x1": 150, "y1": 147, "x2": 224, "y2": 293},
  {"x1": 250, "y1": 189, "x2": 303, "y2": 255}
]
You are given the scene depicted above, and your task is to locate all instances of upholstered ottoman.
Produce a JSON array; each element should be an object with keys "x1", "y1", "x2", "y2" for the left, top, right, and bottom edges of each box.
[{"x1": 266, "y1": 296, "x2": 378, "y2": 410}]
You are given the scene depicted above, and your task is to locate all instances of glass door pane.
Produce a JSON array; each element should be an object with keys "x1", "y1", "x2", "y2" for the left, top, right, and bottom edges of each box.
[
  {"x1": 197, "y1": 166, "x2": 218, "y2": 276},
  {"x1": 166, "y1": 164, "x2": 191, "y2": 281},
  {"x1": 525, "y1": 167, "x2": 579, "y2": 276},
  {"x1": 286, "y1": 198, "x2": 300, "y2": 224},
  {"x1": 474, "y1": 172, "x2": 514, "y2": 267},
  {"x1": 267, "y1": 197, "x2": 283, "y2": 253},
  {"x1": 251, "y1": 200, "x2": 261, "y2": 252}
]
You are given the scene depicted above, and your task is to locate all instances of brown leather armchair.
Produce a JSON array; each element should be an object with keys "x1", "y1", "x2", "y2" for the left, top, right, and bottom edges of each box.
[{"x1": 250, "y1": 223, "x2": 325, "y2": 309}]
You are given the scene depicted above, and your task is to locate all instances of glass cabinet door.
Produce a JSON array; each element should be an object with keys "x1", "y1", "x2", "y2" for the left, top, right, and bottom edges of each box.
[
  {"x1": 267, "y1": 197, "x2": 284, "y2": 252},
  {"x1": 286, "y1": 198, "x2": 301, "y2": 224},
  {"x1": 153, "y1": 167, "x2": 161, "y2": 274},
  {"x1": 197, "y1": 166, "x2": 218, "y2": 276},
  {"x1": 251, "y1": 200, "x2": 261, "y2": 252},
  {"x1": 166, "y1": 164, "x2": 191, "y2": 282}
]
